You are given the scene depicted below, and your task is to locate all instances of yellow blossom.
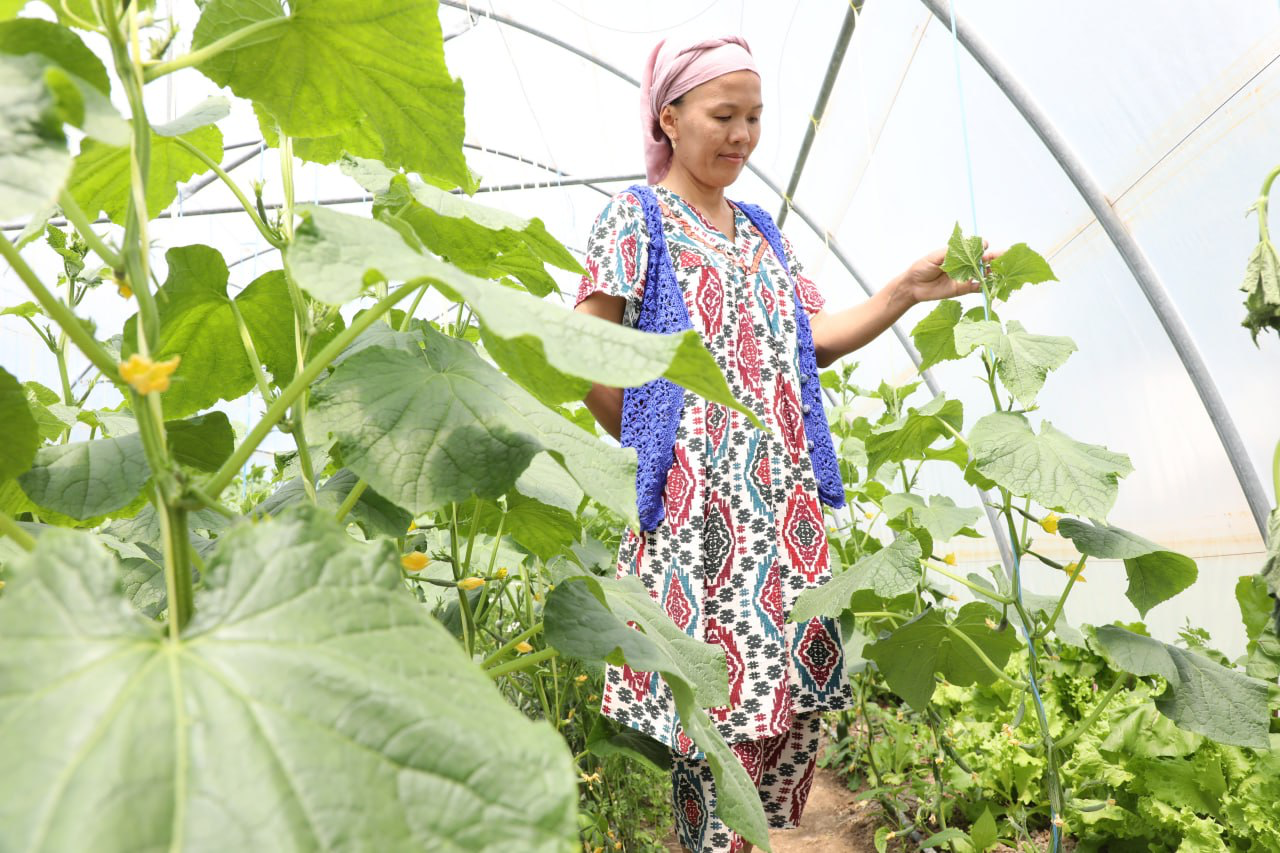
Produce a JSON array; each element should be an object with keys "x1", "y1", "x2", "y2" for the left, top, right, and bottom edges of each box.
[
  {"x1": 1063, "y1": 561, "x2": 1086, "y2": 583},
  {"x1": 575, "y1": 673, "x2": 589, "y2": 683},
  {"x1": 586, "y1": 694, "x2": 598, "y2": 702},
  {"x1": 565, "y1": 708, "x2": 575, "y2": 722},
  {"x1": 1040, "y1": 512, "x2": 1060, "y2": 534},
  {"x1": 116, "y1": 280, "x2": 132, "y2": 299},
  {"x1": 984, "y1": 617, "x2": 999, "y2": 631},
  {"x1": 457, "y1": 576, "x2": 486, "y2": 590},
  {"x1": 946, "y1": 594, "x2": 959, "y2": 601},
  {"x1": 119, "y1": 353, "x2": 180, "y2": 395},
  {"x1": 406, "y1": 520, "x2": 417, "y2": 532},
  {"x1": 496, "y1": 567, "x2": 508, "y2": 579},
  {"x1": 943, "y1": 552, "x2": 957, "y2": 566},
  {"x1": 614, "y1": 843, "x2": 622, "y2": 850},
  {"x1": 864, "y1": 511, "x2": 874, "y2": 520},
  {"x1": 400, "y1": 552, "x2": 429, "y2": 572},
  {"x1": 515, "y1": 640, "x2": 534, "y2": 653}
]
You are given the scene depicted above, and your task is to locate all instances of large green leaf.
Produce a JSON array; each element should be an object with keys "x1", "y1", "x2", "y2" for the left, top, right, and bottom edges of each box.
[
  {"x1": 0, "y1": 509, "x2": 577, "y2": 851},
  {"x1": 1093, "y1": 624, "x2": 1271, "y2": 748},
  {"x1": 1057, "y1": 518, "x2": 1197, "y2": 617},
  {"x1": 461, "y1": 492, "x2": 581, "y2": 560},
  {"x1": 968, "y1": 412, "x2": 1132, "y2": 519},
  {"x1": 0, "y1": 53, "x2": 73, "y2": 220},
  {"x1": 349, "y1": 159, "x2": 583, "y2": 292},
  {"x1": 121, "y1": 245, "x2": 294, "y2": 417},
  {"x1": 791, "y1": 535, "x2": 923, "y2": 621},
  {"x1": 881, "y1": 493, "x2": 981, "y2": 544},
  {"x1": 863, "y1": 602, "x2": 1022, "y2": 711},
  {"x1": 910, "y1": 298, "x2": 963, "y2": 371},
  {"x1": 67, "y1": 99, "x2": 225, "y2": 225},
  {"x1": 987, "y1": 242, "x2": 1057, "y2": 301},
  {"x1": 306, "y1": 329, "x2": 640, "y2": 525},
  {"x1": 1262, "y1": 507, "x2": 1280, "y2": 598},
  {"x1": 0, "y1": 18, "x2": 125, "y2": 146},
  {"x1": 940, "y1": 222, "x2": 986, "y2": 285},
  {"x1": 17, "y1": 412, "x2": 234, "y2": 520},
  {"x1": 865, "y1": 394, "x2": 963, "y2": 475},
  {"x1": 544, "y1": 574, "x2": 768, "y2": 850},
  {"x1": 0, "y1": 366, "x2": 38, "y2": 481},
  {"x1": 953, "y1": 319, "x2": 1076, "y2": 407},
  {"x1": 191, "y1": 0, "x2": 472, "y2": 192},
  {"x1": 287, "y1": 205, "x2": 762, "y2": 425}
]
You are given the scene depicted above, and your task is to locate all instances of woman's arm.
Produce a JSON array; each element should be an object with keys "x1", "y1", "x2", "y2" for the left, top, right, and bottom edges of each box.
[
  {"x1": 809, "y1": 245, "x2": 997, "y2": 368},
  {"x1": 574, "y1": 291, "x2": 627, "y2": 440}
]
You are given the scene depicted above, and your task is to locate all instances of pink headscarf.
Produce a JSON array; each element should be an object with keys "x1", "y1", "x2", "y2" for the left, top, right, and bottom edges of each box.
[{"x1": 641, "y1": 36, "x2": 759, "y2": 184}]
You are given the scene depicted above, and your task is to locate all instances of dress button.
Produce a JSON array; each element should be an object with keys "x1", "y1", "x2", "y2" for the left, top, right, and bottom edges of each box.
[
  {"x1": 798, "y1": 374, "x2": 808, "y2": 385},
  {"x1": 806, "y1": 439, "x2": 815, "y2": 452},
  {"x1": 802, "y1": 403, "x2": 812, "y2": 415}
]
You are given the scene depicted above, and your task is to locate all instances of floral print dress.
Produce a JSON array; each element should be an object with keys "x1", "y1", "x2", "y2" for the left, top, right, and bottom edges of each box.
[{"x1": 575, "y1": 184, "x2": 854, "y2": 759}]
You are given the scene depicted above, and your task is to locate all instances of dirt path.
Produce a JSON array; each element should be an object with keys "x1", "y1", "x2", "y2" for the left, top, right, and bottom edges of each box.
[{"x1": 661, "y1": 745, "x2": 884, "y2": 852}]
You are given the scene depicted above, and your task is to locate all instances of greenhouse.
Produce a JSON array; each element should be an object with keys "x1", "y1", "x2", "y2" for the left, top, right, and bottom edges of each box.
[{"x1": 1, "y1": 0, "x2": 1277, "y2": 850}]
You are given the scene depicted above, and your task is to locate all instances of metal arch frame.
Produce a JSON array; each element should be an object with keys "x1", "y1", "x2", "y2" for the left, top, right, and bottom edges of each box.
[
  {"x1": 920, "y1": 0, "x2": 1270, "y2": 536},
  {"x1": 438, "y1": 0, "x2": 1023, "y2": 570}
]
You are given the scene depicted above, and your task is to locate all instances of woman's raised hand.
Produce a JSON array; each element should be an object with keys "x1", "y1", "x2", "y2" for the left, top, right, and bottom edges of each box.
[{"x1": 901, "y1": 240, "x2": 1002, "y2": 304}]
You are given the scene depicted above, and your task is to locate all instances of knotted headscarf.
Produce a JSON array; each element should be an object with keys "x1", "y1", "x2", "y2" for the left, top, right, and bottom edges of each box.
[{"x1": 641, "y1": 36, "x2": 759, "y2": 184}]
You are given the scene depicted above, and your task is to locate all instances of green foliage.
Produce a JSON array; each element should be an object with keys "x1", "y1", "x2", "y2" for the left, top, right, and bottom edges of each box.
[
  {"x1": 0, "y1": 510, "x2": 578, "y2": 850},
  {"x1": 0, "y1": 366, "x2": 38, "y2": 480}
]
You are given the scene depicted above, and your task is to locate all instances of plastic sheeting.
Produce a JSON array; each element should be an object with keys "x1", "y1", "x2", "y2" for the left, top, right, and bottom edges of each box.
[{"x1": 3, "y1": 0, "x2": 1278, "y2": 655}]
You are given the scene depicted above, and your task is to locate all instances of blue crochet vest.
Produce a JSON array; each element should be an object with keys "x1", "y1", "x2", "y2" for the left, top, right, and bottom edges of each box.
[{"x1": 621, "y1": 185, "x2": 845, "y2": 531}]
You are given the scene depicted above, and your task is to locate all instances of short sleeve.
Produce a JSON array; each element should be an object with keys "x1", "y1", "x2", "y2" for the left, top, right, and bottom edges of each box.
[
  {"x1": 574, "y1": 190, "x2": 648, "y2": 326},
  {"x1": 780, "y1": 230, "x2": 825, "y2": 318}
]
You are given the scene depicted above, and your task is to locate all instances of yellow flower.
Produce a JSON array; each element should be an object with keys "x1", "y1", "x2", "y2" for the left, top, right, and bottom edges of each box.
[
  {"x1": 575, "y1": 673, "x2": 589, "y2": 683},
  {"x1": 496, "y1": 567, "x2": 508, "y2": 579},
  {"x1": 406, "y1": 520, "x2": 417, "y2": 532},
  {"x1": 119, "y1": 353, "x2": 180, "y2": 395},
  {"x1": 116, "y1": 280, "x2": 132, "y2": 299},
  {"x1": 943, "y1": 552, "x2": 957, "y2": 566},
  {"x1": 565, "y1": 707, "x2": 575, "y2": 722},
  {"x1": 946, "y1": 594, "x2": 959, "y2": 601},
  {"x1": 984, "y1": 617, "x2": 999, "y2": 631},
  {"x1": 614, "y1": 843, "x2": 622, "y2": 850},
  {"x1": 400, "y1": 552, "x2": 429, "y2": 572},
  {"x1": 1063, "y1": 561, "x2": 1086, "y2": 583},
  {"x1": 1040, "y1": 513, "x2": 1060, "y2": 534},
  {"x1": 863, "y1": 511, "x2": 874, "y2": 520},
  {"x1": 515, "y1": 640, "x2": 534, "y2": 653},
  {"x1": 457, "y1": 576, "x2": 486, "y2": 591},
  {"x1": 586, "y1": 694, "x2": 598, "y2": 702}
]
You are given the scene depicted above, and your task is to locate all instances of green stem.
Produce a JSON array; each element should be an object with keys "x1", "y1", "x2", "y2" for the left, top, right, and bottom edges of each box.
[
  {"x1": 156, "y1": 502, "x2": 192, "y2": 637},
  {"x1": 0, "y1": 238, "x2": 121, "y2": 383},
  {"x1": 58, "y1": 189, "x2": 122, "y2": 268},
  {"x1": 1050, "y1": 676, "x2": 1131, "y2": 752},
  {"x1": 450, "y1": 504, "x2": 476, "y2": 657},
  {"x1": 934, "y1": 415, "x2": 968, "y2": 446},
  {"x1": 172, "y1": 137, "x2": 283, "y2": 249},
  {"x1": 334, "y1": 479, "x2": 368, "y2": 524},
  {"x1": 1034, "y1": 556, "x2": 1087, "y2": 641},
  {"x1": 942, "y1": 624, "x2": 1025, "y2": 691},
  {"x1": 203, "y1": 281, "x2": 425, "y2": 498},
  {"x1": 0, "y1": 510, "x2": 36, "y2": 552},
  {"x1": 228, "y1": 299, "x2": 275, "y2": 403},
  {"x1": 143, "y1": 15, "x2": 290, "y2": 81},
  {"x1": 923, "y1": 560, "x2": 1013, "y2": 605},
  {"x1": 481, "y1": 621, "x2": 545, "y2": 668},
  {"x1": 486, "y1": 647, "x2": 559, "y2": 679},
  {"x1": 399, "y1": 286, "x2": 428, "y2": 332}
]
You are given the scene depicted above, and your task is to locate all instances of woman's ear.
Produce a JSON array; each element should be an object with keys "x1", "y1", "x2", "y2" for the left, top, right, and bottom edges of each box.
[{"x1": 659, "y1": 103, "x2": 678, "y2": 145}]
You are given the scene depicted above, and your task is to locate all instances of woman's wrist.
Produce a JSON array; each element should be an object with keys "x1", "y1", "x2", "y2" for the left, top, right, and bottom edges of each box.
[{"x1": 885, "y1": 271, "x2": 919, "y2": 316}]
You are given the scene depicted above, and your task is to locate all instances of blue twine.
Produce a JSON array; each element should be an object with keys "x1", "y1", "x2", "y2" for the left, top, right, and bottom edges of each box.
[{"x1": 942, "y1": 3, "x2": 1060, "y2": 848}]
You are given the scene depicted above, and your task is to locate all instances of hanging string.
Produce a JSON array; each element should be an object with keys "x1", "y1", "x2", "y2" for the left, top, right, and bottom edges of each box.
[{"x1": 943, "y1": 3, "x2": 1060, "y2": 849}]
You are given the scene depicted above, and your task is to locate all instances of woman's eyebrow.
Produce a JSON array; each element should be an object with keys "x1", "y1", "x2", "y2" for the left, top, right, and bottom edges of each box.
[{"x1": 709, "y1": 101, "x2": 764, "y2": 111}]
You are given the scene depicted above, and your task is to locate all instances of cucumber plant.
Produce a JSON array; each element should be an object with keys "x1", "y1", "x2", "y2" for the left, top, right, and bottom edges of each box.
[
  {"x1": 0, "y1": 1, "x2": 775, "y2": 849},
  {"x1": 794, "y1": 225, "x2": 1276, "y2": 851}
]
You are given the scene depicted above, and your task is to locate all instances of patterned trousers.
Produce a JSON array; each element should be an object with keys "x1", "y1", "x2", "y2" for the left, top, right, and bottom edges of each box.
[{"x1": 670, "y1": 711, "x2": 823, "y2": 853}]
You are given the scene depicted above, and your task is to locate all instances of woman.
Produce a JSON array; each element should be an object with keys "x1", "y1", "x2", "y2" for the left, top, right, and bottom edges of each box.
[{"x1": 573, "y1": 36, "x2": 991, "y2": 853}]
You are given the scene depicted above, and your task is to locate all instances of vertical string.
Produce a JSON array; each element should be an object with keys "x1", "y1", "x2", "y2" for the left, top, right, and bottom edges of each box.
[{"x1": 943, "y1": 2, "x2": 1059, "y2": 849}]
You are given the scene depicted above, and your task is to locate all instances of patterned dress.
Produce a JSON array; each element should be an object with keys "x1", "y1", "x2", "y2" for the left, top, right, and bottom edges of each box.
[{"x1": 575, "y1": 184, "x2": 854, "y2": 761}]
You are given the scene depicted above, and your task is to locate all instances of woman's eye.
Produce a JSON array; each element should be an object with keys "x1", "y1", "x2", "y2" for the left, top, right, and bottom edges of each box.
[{"x1": 715, "y1": 116, "x2": 730, "y2": 121}]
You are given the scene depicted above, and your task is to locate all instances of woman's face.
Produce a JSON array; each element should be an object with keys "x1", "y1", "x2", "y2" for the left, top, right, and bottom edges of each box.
[{"x1": 660, "y1": 70, "x2": 762, "y2": 187}]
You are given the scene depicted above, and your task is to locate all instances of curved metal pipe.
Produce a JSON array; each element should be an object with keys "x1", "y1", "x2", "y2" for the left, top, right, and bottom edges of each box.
[{"x1": 920, "y1": 0, "x2": 1269, "y2": 536}]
